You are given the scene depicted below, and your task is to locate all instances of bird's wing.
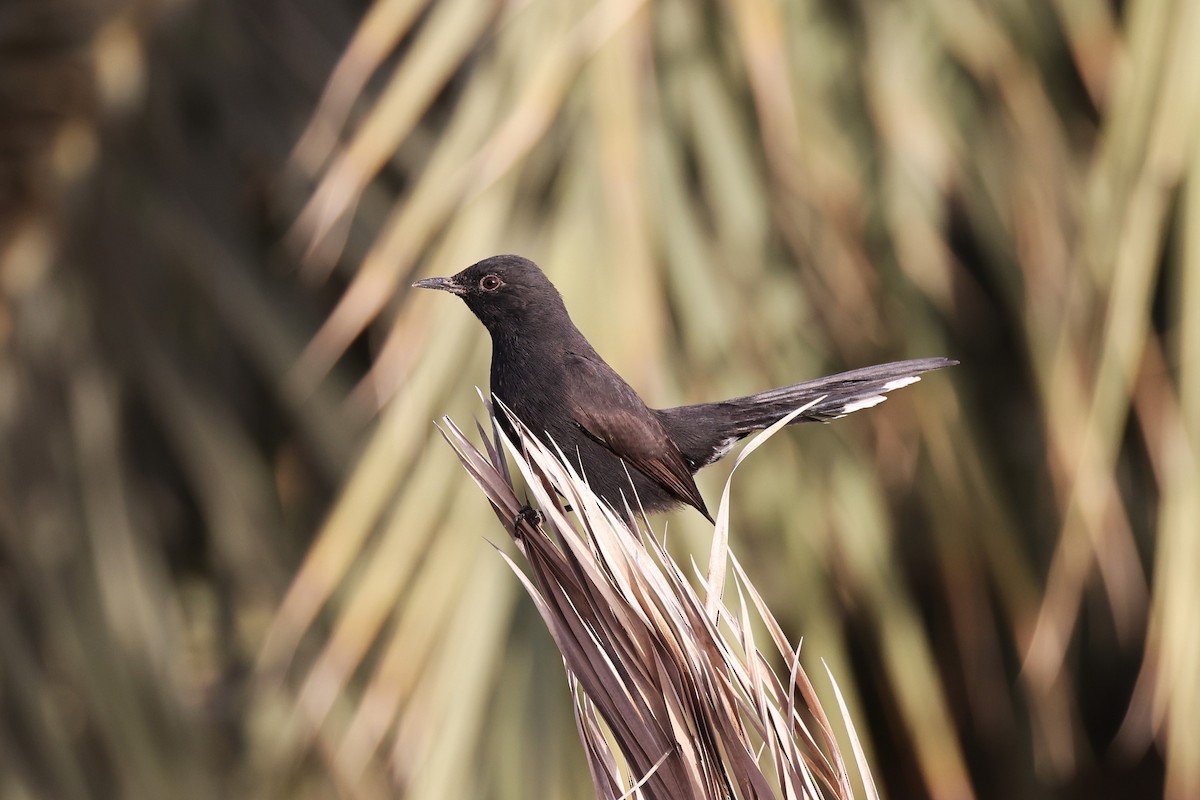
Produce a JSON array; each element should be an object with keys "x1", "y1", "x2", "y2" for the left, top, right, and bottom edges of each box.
[{"x1": 565, "y1": 351, "x2": 712, "y2": 521}]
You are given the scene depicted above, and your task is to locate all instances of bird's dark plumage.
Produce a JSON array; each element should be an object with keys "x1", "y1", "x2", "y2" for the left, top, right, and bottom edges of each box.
[{"x1": 414, "y1": 255, "x2": 956, "y2": 521}]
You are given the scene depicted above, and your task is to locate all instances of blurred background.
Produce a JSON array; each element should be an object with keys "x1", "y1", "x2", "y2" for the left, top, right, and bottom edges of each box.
[{"x1": 2, "y1": 0, "x2": 1197, "y2": 797}]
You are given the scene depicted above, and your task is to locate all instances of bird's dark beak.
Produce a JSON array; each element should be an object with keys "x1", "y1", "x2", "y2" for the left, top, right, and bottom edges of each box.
[{"x1": 411, "y1": 276, "x2": 466, "y2": 296}]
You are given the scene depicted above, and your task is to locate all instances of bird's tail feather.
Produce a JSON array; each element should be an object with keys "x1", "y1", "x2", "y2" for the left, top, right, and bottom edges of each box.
[
  {"x1": 723, "y1": 357, "x2": 955, "y2": 431},
  {"x1": 658, "y1": 357, "x2": 956, "y2": 468}
]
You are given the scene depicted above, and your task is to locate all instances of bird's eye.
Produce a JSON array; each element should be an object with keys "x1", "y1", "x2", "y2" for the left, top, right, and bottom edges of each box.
[{"x1": 479, "y1": 274, "x2": 502, "y2": 292}]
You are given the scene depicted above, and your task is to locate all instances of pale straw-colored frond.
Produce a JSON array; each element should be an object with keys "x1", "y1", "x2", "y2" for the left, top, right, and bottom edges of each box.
[{"x1": 441, "y1": 401, "x2": 875, "y2": 799}]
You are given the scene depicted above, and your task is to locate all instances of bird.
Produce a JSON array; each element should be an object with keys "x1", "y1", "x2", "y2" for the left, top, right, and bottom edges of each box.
[{"x1": 414, "y1": 255, "x2": 956, "y2": 522}]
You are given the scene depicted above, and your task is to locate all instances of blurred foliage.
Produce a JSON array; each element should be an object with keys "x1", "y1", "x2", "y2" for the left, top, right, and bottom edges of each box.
[{"x1": 1, "y1": 0, "x2": 1198, "y2": 798}]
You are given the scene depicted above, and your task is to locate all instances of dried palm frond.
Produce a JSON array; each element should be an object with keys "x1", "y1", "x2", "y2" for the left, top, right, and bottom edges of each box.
[{"x1": 441, "y1": 399, "x2": 878, "y2": 800}]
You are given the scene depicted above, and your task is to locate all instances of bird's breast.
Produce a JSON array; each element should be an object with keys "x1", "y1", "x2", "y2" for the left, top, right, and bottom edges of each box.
[{"x1": 489, "y1": 344, "x2": 574, "y2": 438}]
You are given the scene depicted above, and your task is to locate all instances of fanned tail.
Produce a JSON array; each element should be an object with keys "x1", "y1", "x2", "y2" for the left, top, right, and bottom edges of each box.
[{"x1": 658, "y1": 357, "x2": 957, "y2": 469}]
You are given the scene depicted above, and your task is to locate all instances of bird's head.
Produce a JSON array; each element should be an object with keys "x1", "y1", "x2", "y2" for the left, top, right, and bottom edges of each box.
[{"x1": 412, "y1": 254, "x2": 568, "y2": 333}]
